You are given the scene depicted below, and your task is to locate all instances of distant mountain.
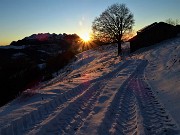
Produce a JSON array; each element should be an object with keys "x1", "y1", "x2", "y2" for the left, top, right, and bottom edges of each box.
[{"x1": 10, "y1": 33, "x2": 80, "y2": 49}]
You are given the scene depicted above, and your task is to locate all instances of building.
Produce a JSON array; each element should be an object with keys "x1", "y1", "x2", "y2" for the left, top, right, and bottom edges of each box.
[{"x1": 129, "y1": 22, "x2": 180, "y2": 52}]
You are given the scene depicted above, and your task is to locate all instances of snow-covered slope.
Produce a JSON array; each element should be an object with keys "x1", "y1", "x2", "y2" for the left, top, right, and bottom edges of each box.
[
  {"x1": 0, "y1": 40, "x2": 180, "y2": 135},
  {"x1": 132, "y1": 37, "x2": 180, "y2": 126}
]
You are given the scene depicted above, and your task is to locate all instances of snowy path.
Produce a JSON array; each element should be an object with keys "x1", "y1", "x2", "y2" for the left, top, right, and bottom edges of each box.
[
  {"x1": 0, "y1": 43, "x2": 180, "y2": 135},
  {"x1": 133, "y1": 37, "x2": 180, "y2": 126},
  {"x1": 23, "y1": 60, "x2": 138, "y2": 135},
  {"x1": 81, "y1": 60, "x2": 179, "y2": 135},
  {"x1": 1, "y1": 60, "x2": 179, "y2": 135}
]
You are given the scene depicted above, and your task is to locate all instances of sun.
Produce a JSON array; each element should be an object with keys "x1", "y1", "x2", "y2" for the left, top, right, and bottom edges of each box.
[{"x1": 80, "y1": 32, "x2": 90, "y2": 42}]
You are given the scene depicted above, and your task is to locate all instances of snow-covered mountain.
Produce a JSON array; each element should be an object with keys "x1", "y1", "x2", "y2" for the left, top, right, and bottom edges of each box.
[{"x1": 0, "y1": 37, "x2": 180, "y2": 135}]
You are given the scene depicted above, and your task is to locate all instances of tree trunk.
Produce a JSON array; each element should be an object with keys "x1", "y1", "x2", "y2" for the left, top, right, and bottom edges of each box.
[{"x1": 117, "y1": 41, "x2": 122, "y2": 55}]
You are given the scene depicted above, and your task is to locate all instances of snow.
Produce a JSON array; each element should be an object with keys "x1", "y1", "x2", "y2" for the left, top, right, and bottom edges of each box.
[
  {"x1": 0, "y1": 39, "x2": 180, "y2": 135},
  {"x1": 133, "y1": 37, "x2": 180, "y2": 126}
]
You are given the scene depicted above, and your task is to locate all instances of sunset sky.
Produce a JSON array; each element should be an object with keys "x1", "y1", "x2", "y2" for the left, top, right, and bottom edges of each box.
[{"x1": 0, "y1": 0, "x2": 180, "y2": 45}]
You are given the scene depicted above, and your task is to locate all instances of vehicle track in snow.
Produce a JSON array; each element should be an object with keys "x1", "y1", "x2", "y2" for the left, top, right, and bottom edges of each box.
[
  {"x1": 98, "y1": 60, "x2": 180, "y2": 135},
  {"x1": 24, "y1": 60, "x2": 136, "y2": 135},
  {"x1": 1, "y1": 59, "x2": 179, "y2": 135}
]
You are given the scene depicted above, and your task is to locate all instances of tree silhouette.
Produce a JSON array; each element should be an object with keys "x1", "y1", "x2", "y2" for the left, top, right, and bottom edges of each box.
[
  {"x1": 92, "y1": 3, "x2": 134, "y2": 55},
  {"x1": 165, "y1": 18, "x2": 179, "y2": 26}
]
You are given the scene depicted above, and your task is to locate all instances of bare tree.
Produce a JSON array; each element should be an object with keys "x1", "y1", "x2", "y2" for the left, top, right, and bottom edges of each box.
[
  {"x1": 165, "y1": 18, "x2": 179, "y2": 26},
  {"x1": 92, "y1": 3, "x2": 134, "y2": 55}
]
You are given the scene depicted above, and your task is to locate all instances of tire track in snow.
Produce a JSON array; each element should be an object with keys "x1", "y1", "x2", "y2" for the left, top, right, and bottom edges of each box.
[
  {"x1": 0, "y1": 60, "x2": 130, "y2": 135},
  {"x1": 133, "y1": 73, "x2": 179, "y2": 134},
  {"x1": 74, "y1": 60, "x2": 143, "y2": 135},
  {"x1": 97, "y1": 61, "x2": 146, "y2": 135},
  {"x1": 98, "y1": 60, "x2": 180, "y2": 135},
  {"x1": 23, "y1": 60, "x2": 135, "y2": 135},
  {"x1": 2, "y1": 59, "x2": 179, "y2": 135}
]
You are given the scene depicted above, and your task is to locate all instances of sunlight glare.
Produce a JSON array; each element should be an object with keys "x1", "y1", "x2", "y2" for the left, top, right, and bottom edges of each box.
[{"x1": 80, "y1": 32, "x2": 90, "y2": 42}]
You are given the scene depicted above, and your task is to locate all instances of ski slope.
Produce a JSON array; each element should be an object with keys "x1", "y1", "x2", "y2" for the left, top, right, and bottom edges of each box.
[{"x1": 0, "y1": 39, "x2": 180, "y2": 135}]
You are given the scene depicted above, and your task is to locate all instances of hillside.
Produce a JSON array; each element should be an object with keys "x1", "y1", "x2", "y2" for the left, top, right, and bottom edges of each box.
[
  {"x1": 0, "y1": 37, "x2": 180, "y2": 135},
  {"x1": 132, "y1": 37, "x2": 180, "y2": 125},
  {"x1": 0, "y1": 33, "x2": 81, "y2": 107},
  {"x1": 0, "y1": 44, "x2": 75, "y2": 106}
]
